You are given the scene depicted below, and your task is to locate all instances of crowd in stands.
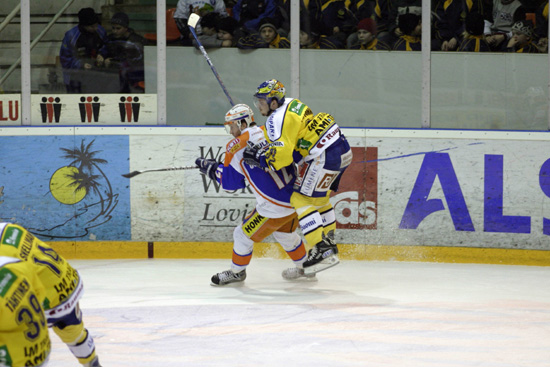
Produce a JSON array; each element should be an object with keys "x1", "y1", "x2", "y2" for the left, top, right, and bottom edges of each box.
[
  {"x1": 58, "y1": 1, "x2": 548, "y2": 93},
  {"x1": 168, "y1": 0, "x2": 548, "y2": 52}
]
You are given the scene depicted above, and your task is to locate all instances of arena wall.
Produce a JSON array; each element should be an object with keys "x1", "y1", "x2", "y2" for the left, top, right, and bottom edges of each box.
[{"x1": 1, "y1": 126, "x2": 549, "y2": 265}]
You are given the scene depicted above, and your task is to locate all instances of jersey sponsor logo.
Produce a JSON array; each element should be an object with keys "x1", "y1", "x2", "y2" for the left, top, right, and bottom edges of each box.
[
  {"x1": 243, "y1": 213, "x2": 267, "y2": 235},
  {"x1": 316, "y1": 172, "x2": 338, "y2": 191},
  {"x1": 0, "y1": 268, "x2": 17, "y2": 297},
  {"x1": 266, "y1": 117, "x2": 277, "y2": 139},
  {"x1": 301, "y1": 219, "x2": 317, "y2": 231},
  {"x1": 227, "y1": 138, "x2": 242, "y2": 154},
  {"x1": 297, "y1": 138, "x2": 312, "y2": 150},
  {"x1": 0, "y1": 346, "x2": 13, "y2": 366},
  {"x1": 2, "y1": 227, "x2": 22, "y2": 248},
  {"x1": 289, "y1": 100, "x2": 306, "y2": 115},
  {"x1": 308, "y1": 113, "x2": 335, "y2": 136},
  {"x1": 316, "y1": 127, "x2": 340, "y2": 149}
]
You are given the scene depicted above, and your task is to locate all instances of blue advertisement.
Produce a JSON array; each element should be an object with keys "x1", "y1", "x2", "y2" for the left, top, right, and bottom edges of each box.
[{"x1": 0, "y1": 135, "x2": 130, "y2": 240}]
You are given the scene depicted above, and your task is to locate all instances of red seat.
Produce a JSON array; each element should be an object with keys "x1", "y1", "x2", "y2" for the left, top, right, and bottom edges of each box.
[{"x1": 144, "y1": 8, "x2": 181, "y2": 42}]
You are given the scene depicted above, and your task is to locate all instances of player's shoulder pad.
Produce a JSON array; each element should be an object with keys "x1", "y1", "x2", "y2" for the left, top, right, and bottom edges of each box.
[{"x1": 224, "y1": 131, "x2": 250, "y2": 166}]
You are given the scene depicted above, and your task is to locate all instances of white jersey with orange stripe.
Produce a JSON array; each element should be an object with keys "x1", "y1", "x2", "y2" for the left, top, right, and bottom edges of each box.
[{"x1": 218, "y1": 125, "x2": 296, "y2": 219}]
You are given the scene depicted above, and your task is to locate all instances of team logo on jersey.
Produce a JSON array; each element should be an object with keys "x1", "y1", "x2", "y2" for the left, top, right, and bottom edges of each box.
[
  {"x1": 1, "y1": 227, "x2": 22, "y2": 248},
  {"x1": 289, "y1": 100, "x2": 306, "y2": 115},
  {"x1": 297, "y1": 138, "x2": 312, "y2": 150},
  {"x1": 0, "y1": 268, "x2": 17, "y2": 297},
  {"x1": 0, "y1": 346, "x2": 13, "y2": 366}
]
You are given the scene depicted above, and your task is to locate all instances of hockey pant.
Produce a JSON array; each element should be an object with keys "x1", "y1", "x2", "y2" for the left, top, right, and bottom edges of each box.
[
  {"x1": 50, "y1": 303, "x2": 98, "y2": 366},
  {"x1": 231, "y1": 209, "x2": 307, "y2": 272},
  {"x1": 292, "y1": 136, "x2": 352, "y2": 247}
]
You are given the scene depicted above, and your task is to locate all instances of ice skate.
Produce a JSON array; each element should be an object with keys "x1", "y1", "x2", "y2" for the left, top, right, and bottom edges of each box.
[
  {"x1": 282, "y1": 267, "x2": 317, "y2": 281},
  {"x1": 303, "y1": 238, "x2": 340, "y2": 275},
  {"x1": 211, "y1": 269, "x2": 246, "y2": 286}
]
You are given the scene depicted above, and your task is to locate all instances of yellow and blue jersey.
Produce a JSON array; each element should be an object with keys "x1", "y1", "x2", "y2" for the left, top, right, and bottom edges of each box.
[
  {"x1": 0, "y1": 257, "x2": 50, "y2": 367},
  {"x1": 263, "y1": 98, "x2": 342, "y2": 171},
  {"x1": 0, "y1": 223, "x2": 82, "y2": 322}
]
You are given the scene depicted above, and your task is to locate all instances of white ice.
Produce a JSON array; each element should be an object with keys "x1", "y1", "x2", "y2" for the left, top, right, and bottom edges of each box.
[{"x1": 48, "y1": 259, "x2": 550, "y2": 367}]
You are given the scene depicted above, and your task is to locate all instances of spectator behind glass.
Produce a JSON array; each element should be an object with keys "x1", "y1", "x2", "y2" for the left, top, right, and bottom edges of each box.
[
  {"x1": 232, "y1": 0, "x2": 278, "y2": 31},
  {"x1": 387, "y1": 0, "x2": 421, "y2": 46},
  {"x1": 432, "y1": 0, "x2": 463, "y2": 51},
  {"x1": 348, "y1": 17, "x2": 390, "y2": 50},
  {"x1": 534, "y1": 2, "x2": 548, "y2": 52},
  {"x1": 374, "y1": 0, "x2": 393, "y2": 44},
  {"x1": 277, "y1": 0, "x2": 323, "y2": 39},
  {"x1": 506, "y1": 19, "x2": 540, "y2": 52},
  {"x1": 237, "y1": 17, "x2": 290, "y2": 48},
  {"x1": 174, "y1": 0, "x2": 228, "y2": 45},
  {"x1": 217, "y1": 16, "x2": 241, "y2": 47},
  {"x1": 320, "y1": 0, "x2": 356, "y2": 46},
  {"x1": 300, "y1": 21, "x2": 345, "y2": 49},
  {"x1": 392, "y1": 13, "x2": 421, "y2": 51},
  {"x1": 59, "y1": 7, "x2": 108, "y2": 93},
  {"x1": 485, "y1": 0, "x2": 526, "y2": 51},
  {"x1": 191, "y1": 11, "x2": 225, "y2": 48},
  {"x1": 458, "y1": 12, "x2": 491, "y2": 51},
  {"x1": 97, "y1": 12, "x2": 148, "y2": 93}
]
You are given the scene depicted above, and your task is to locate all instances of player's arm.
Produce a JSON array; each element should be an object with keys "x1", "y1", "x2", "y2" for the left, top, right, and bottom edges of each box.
[
  {"x1": 195, "y1": 138, "x2": 247, "y2": 190},
  {"x1": 265, "y1": 113, "x2": 303, "y2": 170}
]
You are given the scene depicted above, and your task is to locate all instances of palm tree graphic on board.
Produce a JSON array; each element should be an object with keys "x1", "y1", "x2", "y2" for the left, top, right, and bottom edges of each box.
[{"x1": 32, "y1": 139, "x2": 119, "y2": 239}]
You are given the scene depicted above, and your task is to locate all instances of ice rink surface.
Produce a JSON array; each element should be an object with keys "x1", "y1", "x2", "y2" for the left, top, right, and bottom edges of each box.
[{"x1": 49, "y1": 259, "x2": 550, "y2": 367}]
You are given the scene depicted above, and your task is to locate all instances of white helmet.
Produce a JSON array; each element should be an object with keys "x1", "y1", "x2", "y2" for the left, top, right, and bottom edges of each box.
[{"x1": 224, "y1": 104, "x2": 255, "y2": 134}]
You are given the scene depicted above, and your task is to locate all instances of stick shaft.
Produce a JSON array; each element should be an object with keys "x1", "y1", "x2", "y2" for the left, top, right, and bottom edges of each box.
[{"x1": 188, "y1": 17, "x2": 235, "y2": 106}]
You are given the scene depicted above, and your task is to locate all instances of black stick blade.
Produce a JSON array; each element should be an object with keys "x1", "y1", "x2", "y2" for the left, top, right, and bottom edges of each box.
[{"x1": 122, "y1": 171, "x2": 141, "y2": 178}]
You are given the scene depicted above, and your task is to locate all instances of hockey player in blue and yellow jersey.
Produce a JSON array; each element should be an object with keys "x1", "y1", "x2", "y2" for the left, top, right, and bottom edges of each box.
[
  {"x1": 195, "y1": 104, "x2": 312, "y2": 285},
  {"x1": 243, "y1": 79, "x2": 352, "y2": 275},
  {"x1": 0, "y1": 223, "x2": 101, "y2": 367},
  {"x1": 0, "y1": 256, "x2": 50, "y2": 366}
]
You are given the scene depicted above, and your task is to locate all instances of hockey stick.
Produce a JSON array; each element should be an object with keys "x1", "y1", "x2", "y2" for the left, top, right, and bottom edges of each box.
[
  {"x1": 188, "y1": 13, "x2": 235, "y2": 106},
  {"x1": 122, "y1": 166, "x2": 198, "y2": 179}
]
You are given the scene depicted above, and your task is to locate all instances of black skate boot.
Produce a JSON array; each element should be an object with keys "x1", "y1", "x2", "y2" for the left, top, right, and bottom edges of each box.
[
  {"x1": 211, "y1": 269, "x2": 246, "y2": 286},
  {"x1": 303, "y1": 238, "x2": 339, "y2": 275}
]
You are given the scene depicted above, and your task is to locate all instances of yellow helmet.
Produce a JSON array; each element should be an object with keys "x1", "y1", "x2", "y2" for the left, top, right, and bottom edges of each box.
[{"x1": 253, "y1": 79, "x2": 286, "y2": 106}]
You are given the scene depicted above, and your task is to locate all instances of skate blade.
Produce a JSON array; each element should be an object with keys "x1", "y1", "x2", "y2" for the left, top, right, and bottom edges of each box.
[
  {"x1": 303, "y1": 255, "x2": 340, "y2": 275},
  {"x1": 210, "y1": 280, "x2": 245, "y2": 287},
  {"x1": 282, "y1": 275, "x2": 318, "y2": 282}
]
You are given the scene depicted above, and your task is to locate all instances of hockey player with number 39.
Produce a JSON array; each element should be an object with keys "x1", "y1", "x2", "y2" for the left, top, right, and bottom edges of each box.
[
  {"x1": 0, "y1": 222, "x2": 102, "y2": 367},
  {"x1": 195, "y1": 104, "x2": 314, "y2": 285}
]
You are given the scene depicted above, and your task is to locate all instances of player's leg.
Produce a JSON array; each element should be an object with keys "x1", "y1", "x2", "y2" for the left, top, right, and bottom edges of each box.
[
  {"x1": 320, "y1": 204, "x2": 336, "y2": 241},
  {"x1": 296, "y1": 137, "x2": 353, "y2": 274},
  {"x1": 50, "y1": 304, "x2": 101, "y2": 367},
  {"x1": 210, "y1": 225, "x2": 253, "y2": 286},
  {"x1": 271, "y1": 215, "x2": 315, "y2": 280},
  {"x1": 211, "y1": 208, "x2": 281, "y2": 286},
  {"x1": 274, "y1": 230, "x2": 317, "y2": 280}
]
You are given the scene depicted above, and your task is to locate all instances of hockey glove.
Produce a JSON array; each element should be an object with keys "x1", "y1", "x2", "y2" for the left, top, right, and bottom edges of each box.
[
  {"x1": 195, "y1": 158, "x2": 219, "y2": 181},
  {"x1": 243, "y1": 145, "x2": 267, "y2": 169}
]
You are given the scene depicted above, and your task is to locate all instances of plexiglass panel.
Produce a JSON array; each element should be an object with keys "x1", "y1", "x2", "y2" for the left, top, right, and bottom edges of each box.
[
  {"x1": 432, "y1": 53, "x2": 548, "y2": 130},
  {"x1": 26, "y1": 1, "x2": 157, "y2": 125},
  {"x1": 300, "y1": 50, "x2": 422, "y2": 128},
  {"x1": 0, "y1": 0, "x2": 21, "y2": 126}
]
